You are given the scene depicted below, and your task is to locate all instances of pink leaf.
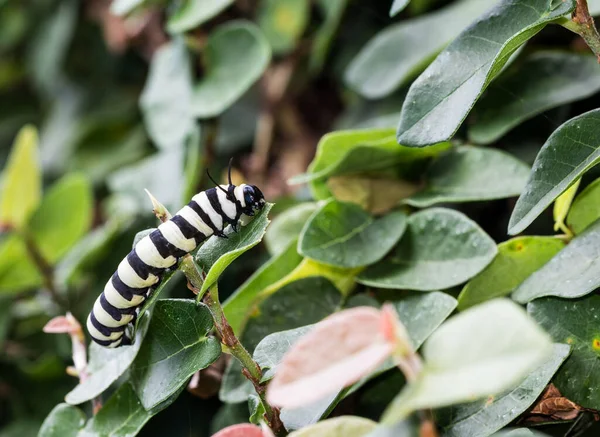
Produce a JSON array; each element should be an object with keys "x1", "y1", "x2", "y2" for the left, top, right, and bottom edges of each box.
[
  {"x1": 267, "y1": 307, "x2": 394, "y2": 409},
  {"x1": 212, "y1": 424, "x2": 264, "y2": 437},
  {"x1": 43, "y1": 316, "x2": 74, "y2": 334}
]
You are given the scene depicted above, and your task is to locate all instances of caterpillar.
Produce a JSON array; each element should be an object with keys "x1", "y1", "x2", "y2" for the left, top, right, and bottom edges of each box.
[{"x1": 86, "y1": 173, "x2": 266, "y2": 348}]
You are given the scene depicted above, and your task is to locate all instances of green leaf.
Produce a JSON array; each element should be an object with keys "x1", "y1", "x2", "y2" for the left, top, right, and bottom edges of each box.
[
  {"x1": 0, "y1": 234, "x2": 43, "y2": 293},
  {"x1": 396, "y1": 0, "x2": 575, "y2": 147},
  {"x1": 248, "y1": 394, "x2": 265, "y2": 425},
  {"x1": 389, "y1": 0, "x2": 410, "y2": 16},
  {"x1": 358, "y1": 208, "x2": 497, "y2": 291},
  {"x1": 0, "y1": 296, "x2": 12, "y2": 349},
  {"x1": 29, "y1": 173, "x2": 92, "y2": 264},
  {"x1": 38, "y1": 404, "x2": 85, "y2": 437},
  {"x1": 405, "y1": 146, "x2": 530, "y2": 208},
  {"x1": 458, "y1": 236, "x2": 564, "y2": 310},
  {"x1": 299, "y1": 200, "x2": 407, "y2": 268},
  {"x1": 508, "y1": 111, "x2": 600, "y2": 235},
  {"x1": 344, "y1": 0, "x2": 492, "y2": 98},
  {"x1": 288, "y1": 416, "x2": 377, "y2": 437},
  {"x1": 139, "y1": 38, "x2": 194, "y2": 151},
  {"x1": 257, "y1": 0, "x2": 309, "y2": 55},
  {"x1": 435, "y1": 343, "x2": 570, "y2": 437},
  {"x1": 167, "y1": 0, "x2": 234, "y2": 34},
  {"x1": 79, "y1": 383, "x2": 152, "y2": 437},
  {"x1": 130, "y1": 299, "x2": 221, "y2": 409},
  {"x1": 192, "y1": 21, "x2": 271, "y2": 118},
  {"x1": 289, "y1": 128, "x2": 449, "y2": 200},
  {"x1": 382, "y1": 299, "x2": 553, "y2": 422},
  {"x1": 65, "y1": 314, "x2": 150, "y2": 405},
  {"x1": 553, "y1": 178, "x2": 580, "y2": 233},
  {"x1": 309, "y1": 0, "x2": 348, "y2": 74},
  {"x1": 567, "y1": 176, "x2": 600, "y2": 234},
  {"x1": 528, "y1": 296, "x2": 600, "y2": 410},
  {"x1": 135, "y1": 270, "x2": 178, "y2": 331},
  {"x1": 196, "y1": 202, "x2": 272, "y2": 295},
  {"x1": 512, "y1": 219, "x2": 600, "y2": 303},
  {"x1": 0, "y1": 125, "x2": 41, "y2": 229},
  {"x1": 265, "y1": 202, "x2": 319, "y2": 256},
  {"x1": 491, "y1": 430, "x2": 551, "y2": 437},
  {"x1": 469, "y1": 52, "x2": 600, "y2": 144},
  {"x1": 223, "y1": 242, "x2": 303, "y2": 335}
]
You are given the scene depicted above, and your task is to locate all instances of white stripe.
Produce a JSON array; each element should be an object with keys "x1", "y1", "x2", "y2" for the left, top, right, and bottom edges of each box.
[
  {"x1": 192, "y1": 191, "x2": 223, "y2": 230},
  {"x1": 158, "y1": 220, "x2": 198, "y2": 252},
  {"x1": 107, "y1": 339, "x2": 122, "y2": 348},
  {"x1": 177, "y1": 206, "x2": 213, "y2": 236},
  {"x1": 93, "y1": 299, "x2": 133, "y2": 328},
  {"x1": 217, "y1": 186, "x2": 237, "y2": 220},
  {"x1": 135, "y1": 235, "x2": 177, "y2": 269},
  {"x1": 87, "y1": 315, "x2": 124, "y2": 341},
  {"x1": 104, "y1": 281, "x2": 145, "y2": 309},
  {"x1": 117, "y1": 258, "x2": 159, "y2": 288},
  {"x1": 235, "y1": 185, "x2": 247, "y2": 207}
]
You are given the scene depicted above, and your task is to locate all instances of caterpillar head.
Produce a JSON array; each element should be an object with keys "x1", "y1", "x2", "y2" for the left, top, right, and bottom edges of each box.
[{"x1": 242, "y1": 185, "x2": 265, "y2": 216}]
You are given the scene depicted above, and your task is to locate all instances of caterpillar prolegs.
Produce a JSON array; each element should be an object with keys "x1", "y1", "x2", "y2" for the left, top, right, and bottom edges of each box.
[{"x1": 86, "y1": 181, "x2": 266, "y2": 348}]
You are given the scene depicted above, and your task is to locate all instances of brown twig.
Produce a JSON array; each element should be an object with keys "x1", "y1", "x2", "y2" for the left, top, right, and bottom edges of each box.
[{"x1": 561, "y1": 0, "x2": 600, "y2": 62}]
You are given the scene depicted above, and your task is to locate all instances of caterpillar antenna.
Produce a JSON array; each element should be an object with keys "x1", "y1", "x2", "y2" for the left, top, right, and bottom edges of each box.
[{"x1": 206, "y1": 169, "x2": 229, "y2": 196}]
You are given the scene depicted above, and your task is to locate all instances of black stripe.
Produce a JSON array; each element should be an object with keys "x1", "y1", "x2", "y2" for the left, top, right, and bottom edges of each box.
[
  {"x1": 171, "y1": 214, "x2": 200, "y2": 239},
  {"x1": 112, "y1": 272, "x2": 148, "y2": 297},
  {"x1": 127, "y1": 250, "x2": 164, "y2": 278},
  {"x1": 90, "y1": 312, "x2": 124, "y2": 336},
  {"x1": 188, "y1": 199, "x2": 219, "y2": 234},
  {"x1": 194, "y1": 233, "x2": 207, "y2": 246},
  {"x1": 100, "y1": 294, "x2": 128, "y2": 320},
  {"x1": 92, "y1": 336, "x2": 123, "y2": 347},
  {"x1": 149, "y1": 228, "x2": 187, "y2": 258},
  {"x1": 206, "y1": 188, "x2": 230, "y2": 223}
]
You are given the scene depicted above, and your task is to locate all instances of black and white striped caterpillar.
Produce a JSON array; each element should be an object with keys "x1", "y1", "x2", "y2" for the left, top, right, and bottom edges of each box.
[{"x1": 86, "y1": 177, "x2": 266, "y2": 348}]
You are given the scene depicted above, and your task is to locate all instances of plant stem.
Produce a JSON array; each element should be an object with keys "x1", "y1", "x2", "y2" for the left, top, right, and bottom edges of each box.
[
  {"x1": 181, "y1": 257, "x2": 285, "y2": 435},
  {"x1": 560, "y1": 0, "x2": 600, "y2": 61},
  {"x1": 22, "y1": 233, "x2": 67, "y2": 310}
]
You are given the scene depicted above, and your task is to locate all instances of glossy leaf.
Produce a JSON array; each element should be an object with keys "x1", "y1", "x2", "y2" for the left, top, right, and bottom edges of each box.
[
  {"x1": 508, "y1": 108, "x2": 600, "y2": 235},
  {"x1": 265, "y1": 202, "x2": 319, "y2": 256},
  {"x1": 512, "y1": 219, "x2": 600, "y2": 303},
  {"x1": 196, "y1": 202, "x2": 272, "y2": 295},
  {"x1": 405, "y1": 146, "x2": 530, "y2": 207},
  {"x1": 167, "y1": 0, "x2": 234, "y2": 34},
  {"x1": 192, "y1": 21, "x2": 271, "y2": 118},
  {"x1": 79, "y1": 383, "x2": 152, "y2": 437},
  {"x1": 65, "y1": 314, "x2": 150, "y2": 405},
  {"x1": 458, "y1": 236, "x2": 564, "y2": 310},
  {"x1": 0, "y1": 125, "x2": 41, "y2": 229},
  {"x1": 258, "y1": 0, "x2": 309, "y2": 55},
  {"x1": 469, "y1": 52, "x2": 600, "y2": 144},
  {"x1": 139, "y1": 39, "x2": 194, "y2": 151},
  {"x1": 436, "y1": 343, "x2": 570, "y2": 437},
  {"x1": 529, "y1": 296, "x2": 600, "y2": 410},
  {"x1": 130, "y1": 299, "x2": 221, "y2": 409},
  {"x1": 345, "y1": 0, "x2": 492, "y2": 98},
  {"x1": 358, "y1": 208, "x2": 497, "y2": 291},
  {"x1": 289, "y1": 128, "x2": 449, "y2": 199},
  {"x1": 224, "y1": 242, "x2": 302, "y2": 335},
  {"x1": 396, "y1": 0, "x2": 575, "y2": 147},
  {"x1": 38, "y1": 404, "x2": 85, "y2": 437},
  {"x1": 29, "y1": 173, "x2": 93, "y2": 264},
  {"x1": 382, "y1": 299, "x2": 553, "y2": 421},
  {"x1": 299, "y1": 200, "x2": 407, "y2": 268},
  {"x1": 288, "y1": 416, "x2": 377, "y2": 437},
  {"x1": 567, "y1": 176, "x2": 600, "y2": 234}
]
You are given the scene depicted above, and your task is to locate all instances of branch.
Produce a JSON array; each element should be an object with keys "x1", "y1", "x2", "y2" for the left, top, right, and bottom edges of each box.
[{"x1": 561, "y1": 0, "x2": 600, "y2": 61}]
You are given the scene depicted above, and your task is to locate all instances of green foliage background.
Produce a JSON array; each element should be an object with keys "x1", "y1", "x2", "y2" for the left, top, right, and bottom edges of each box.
[{"x1": 2, "y1": 0, "x2": 600, "y2": 436}]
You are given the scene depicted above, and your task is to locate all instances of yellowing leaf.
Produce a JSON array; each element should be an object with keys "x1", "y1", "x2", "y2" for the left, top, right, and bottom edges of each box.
[
  {"x1": 553, "y1": 178, "x2": 580, "y2": 234},
  {"x1": 0, "y1": 125, "x2": 41, "y2": 229}
]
